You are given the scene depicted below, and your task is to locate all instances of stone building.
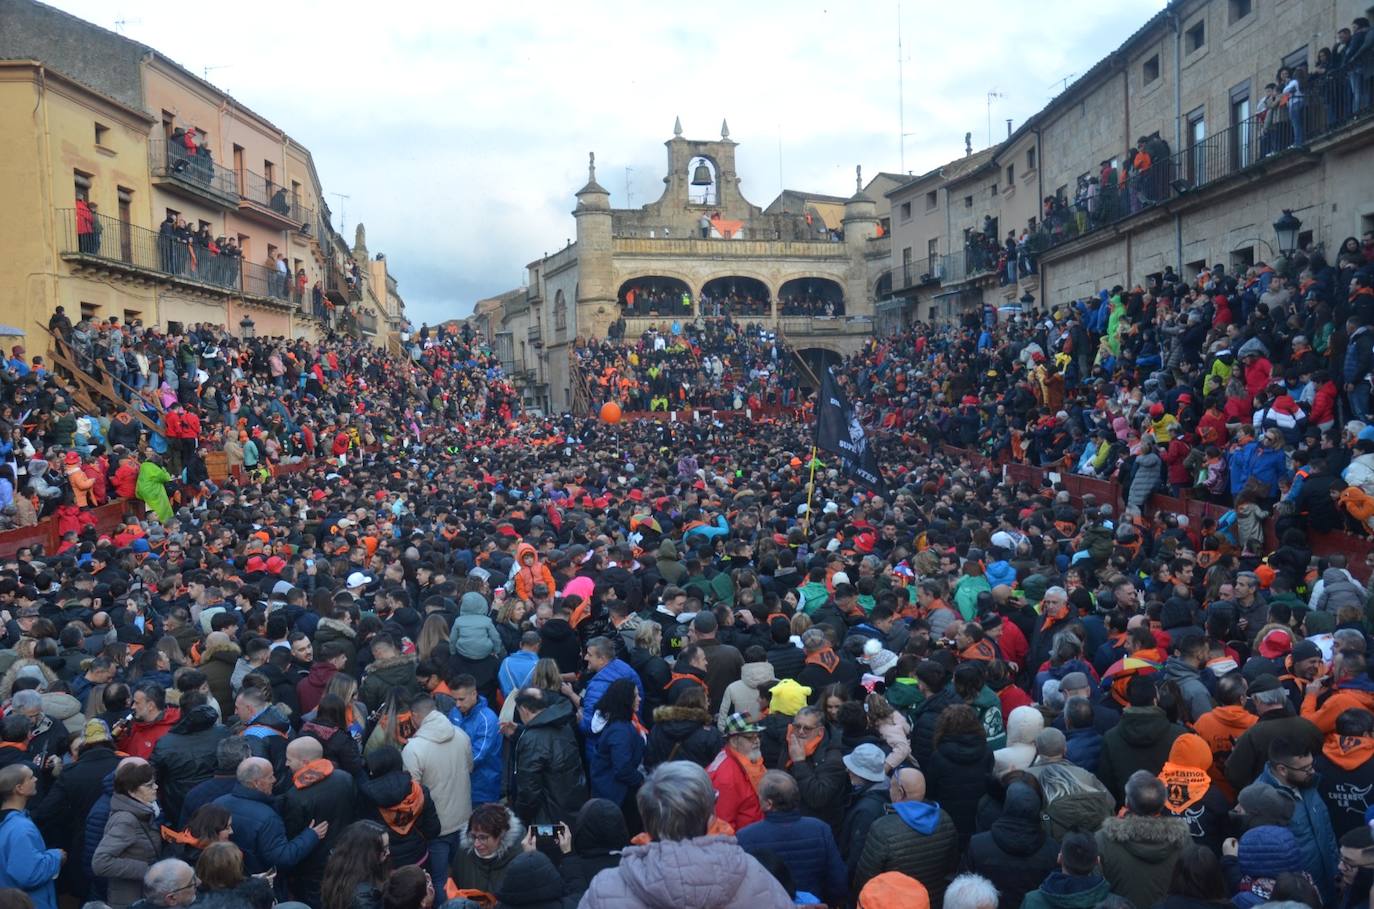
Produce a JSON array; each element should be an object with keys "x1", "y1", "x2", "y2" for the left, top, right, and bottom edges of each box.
[
  {"x1": 885, "y1": 0, "x2": 1374, "y2": 326},
  {"x1": 503, "y1": 121, "x2": 892, "y2": 412},
  {"x1": 0, "y1": 0, "x2": 402, "y2": 349}
]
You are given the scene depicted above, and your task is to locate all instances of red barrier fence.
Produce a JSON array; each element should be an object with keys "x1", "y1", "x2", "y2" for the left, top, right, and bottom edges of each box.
[
  {"x1": 0, "y1": 498, "x2": 144, "y2": 560},
  {"x1": 936, "y1": 443, "x2": 1374, "y2": 581}
]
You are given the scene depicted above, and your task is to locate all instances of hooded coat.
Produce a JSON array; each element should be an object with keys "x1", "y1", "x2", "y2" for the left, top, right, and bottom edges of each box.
[
  {"x1": 510, "y1": 696, "x2": 588, "y2": 826},
  {"x1": 451, "y1": 806, "x2": 525, "y2": 894},
  {"x1": 402, "y1": 709, "x2": 474, "y2": 836},
  {"x1": 923, "y1": 731, "x2": 992, "y2": 848},
  {"x1": 0, "y1": 808, "x2": 63, "y2": 909},
  {"x1": 1094, "y1": 813, "x2": 1190, "y2": 909},
  {"x1": 853, "y1": 801, "x2": 959, "y2": 905},
  {"x1": 654, "y1": 540, "x2": 687, "y2": 586},
  {"x1": 149, "y1": 703, "x2": 229, "y2": 826},
  {"x1": 579, "y1": 835, "x2": 794, "y2": 909},
  {"x1": 512, "y1": 543, "x2": 556, "y2": 602},
  {"x1": 1316, "y1": 732, "x2": 1374, "y2": 839},
  {"x1": 1020, "y1": 872, "x2": 1115, "y2": 909},
  {"x1": 358, "y1": 653, "x2": 420, "y2": 713},
  {"x1": 357, "y1": 769, "x2": 441, "y2": 869},
  {"x1": 557, "y1": 799, "x2": 628, "y2": 901},
  {"x1": 92, "y1": 793, "x2": 161, "y2": 909},
  {"x1": 964, "y1": 782, "x2": 1060, "y2": 909},
  {"x1": 1097, "y1": 706, "x2": 1184, "y2": 804},
  {"x1": 449, "y1": 591, "x2": 505, "y2": 661},
  {"x1": 200, "y1": 640, "x2": 241, "y2": 717},
  {"x1": 643, "y1": 705, "x2": 723, "y2": 770}
]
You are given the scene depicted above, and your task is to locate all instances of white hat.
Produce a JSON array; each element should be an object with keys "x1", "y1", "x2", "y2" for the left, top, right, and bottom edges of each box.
[{"x1": 346, "y1": 571, "x2": 374, "y2": 589}]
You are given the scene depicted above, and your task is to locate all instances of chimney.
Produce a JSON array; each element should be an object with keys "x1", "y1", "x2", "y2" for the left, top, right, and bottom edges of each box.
[
  {"x1": 1006, "y1": 119, "x2": 1013, "y2": 139},
  {"x1": 964, "y1": 132, "x2": 972, "y2": 156}
]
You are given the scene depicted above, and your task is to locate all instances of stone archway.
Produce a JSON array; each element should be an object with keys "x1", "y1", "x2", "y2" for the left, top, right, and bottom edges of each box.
[
  {"x1": 700, "y1": 276, "x2": 770, "y2": 318},
  {"x1": 779, "y1": 276, "x2": 845, "y2": 316},
  {"x1": 617, "y1": 275, "x2": 693, "y2": 317}
]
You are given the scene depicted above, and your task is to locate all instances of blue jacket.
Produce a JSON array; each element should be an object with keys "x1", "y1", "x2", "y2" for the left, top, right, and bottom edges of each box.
[
  {"x1": 588, "y1": 720, "x2": 645, "y2": 807},
  {"x1": 214, "y1": 783, "x2": 320, "y2": 874},
  {"x1": 1228, "y1": 441, "x2": 1288, "y2": 498},
  {"x1": 0, "y1": 809, "x2": 63, "y2": 909},
  {"x1": 683, "y1": 514, "x2": 729, "y2": 543},
  {"x1": 579, "y1": 659, "x2": 645, "y2": 740},
  {"x1": 449, "y1": 697, "x2": 502, "y2": 805},
  {"x1": 1256, "y1": 765, "x2": 1338, "y2": 902},
  {"x1": 736, "y1": 809, "x2": 848, "y2": 905},
  {"x1": 498, "y1": 651, "x2": 539, "y2": 696},
  {"x1": 1064, "y1": 727, "x2": 1104, "y2": 775}
]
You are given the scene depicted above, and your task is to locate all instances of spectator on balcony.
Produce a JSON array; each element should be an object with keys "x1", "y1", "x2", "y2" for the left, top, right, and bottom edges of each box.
[
  {"x1": 76, "y1": 197, "x2": 102, "y2": 255},
  {"x1": 1281, "y1": 66, "x2": 1308, "y2": 148}
]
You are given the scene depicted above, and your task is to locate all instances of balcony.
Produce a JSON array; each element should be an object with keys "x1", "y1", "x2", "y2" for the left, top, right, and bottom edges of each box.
[
  {"x1": 236, "y1": 167, "x2": 307, "y2": 230},
  {"x1": 149, "y1": 139, "x2": 240, "y2": 209},
  {"x1": 612, "y1": 237, "x2": 848, "y2": 258},
  {"x1": 938, "y1": 248, "x2": 998, "y2": 287},
  {"x1": 56, "y1": 208, "x2": 291, "y2": 308},
  {"x1": 324, "y1": 266, "x2": 362, "y2": 304}
]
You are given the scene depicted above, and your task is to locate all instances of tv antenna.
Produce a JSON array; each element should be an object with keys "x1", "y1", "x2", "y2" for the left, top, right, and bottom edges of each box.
[
  {"x1": 202, "y1": 64, "x2": 230, "y2": 83},
  {"x1": 329, "y1": 192, "x2": 351, "y2": 235},
  {"x1": 624, "y1": 167, "x2": 634, "y2": 208},
  {"x1": 896, "y1": 0, "x2": 917, "y2": 173},
  {"x1": 113, "y1": 14, "x2": 141, "y2": 34},
  {"x1": 986, "y1": 90, "x2": 1004, "y2": 148},
  {"x1": 1051, "y1": 73, "x2": 1076, "y2": 94}
]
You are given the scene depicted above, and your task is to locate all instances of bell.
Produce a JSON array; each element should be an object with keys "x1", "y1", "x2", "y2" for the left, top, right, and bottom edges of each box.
[{"x1": 691, "y1": 162, "x2": 713, "y2": 186}]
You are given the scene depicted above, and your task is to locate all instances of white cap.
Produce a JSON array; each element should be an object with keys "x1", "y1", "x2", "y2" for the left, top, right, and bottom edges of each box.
[{"x1": 346, "y1": 571, "x2": 374, "y2": 589}]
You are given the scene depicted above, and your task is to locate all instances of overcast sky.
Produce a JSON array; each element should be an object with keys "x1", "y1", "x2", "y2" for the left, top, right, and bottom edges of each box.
[{"x1": 53, "y1": 0, "x2": 1163, "y2": 324}]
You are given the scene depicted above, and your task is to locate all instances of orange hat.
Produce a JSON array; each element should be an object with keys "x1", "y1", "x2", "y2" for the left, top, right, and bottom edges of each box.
[
  {"x1": 1167, "y1": 733, "x2": 1212, "y2": 771},
  {"x1": 858, "y1": 873, "x2": 929, "y2": 909},
  {"x1": 1254, "y1": 564, "x2": 1276, "y2": 589}
]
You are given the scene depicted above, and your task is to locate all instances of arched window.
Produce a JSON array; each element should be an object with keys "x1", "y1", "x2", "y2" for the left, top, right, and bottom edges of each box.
[
  {"x1": 618, "y1": 277, "x2": 692, "y2": 316},
  {"x1": 779, "y1": 277, "x2": 845, "y2": 317},
  {"x1": 554, "y1": 289, "x2": 567, "y2": 331}
]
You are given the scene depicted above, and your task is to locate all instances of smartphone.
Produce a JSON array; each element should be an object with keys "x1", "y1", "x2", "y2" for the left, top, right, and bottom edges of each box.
[{"x1": 533, "y1": 824, "x2": 559, "y2": 848}]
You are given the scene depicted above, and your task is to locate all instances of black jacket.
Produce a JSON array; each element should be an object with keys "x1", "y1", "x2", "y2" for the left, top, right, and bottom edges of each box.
[
  {"x1": 1097, "y1": 706, "x2": 1185, "y2": 805},
  {"x1": 964, "y1": 784, "x2": 1060, "y2": 909},
  {"x1": 538, "y1": 619, "x2": 582, "y2": 675},
  {"x1": 840, "y1": 781, "x2": 889, "y2": 875},
  {"x1": 150, "y1": 704, "x2": 230, "y2": 826},
  {"x1": 911, "y1": 687, "x2": 961, "y2": 764},
  {"x1": 510, "y1": 697, "x2": 589, "y2": 825},
  {"x1": 280, "y1": 760, "x2": 357, "y2": 903},
  {"x1": 298, "y1": 721, "x2": 365, "y2": 781},
  {"x1": 358, "y1": 769, "x2": 441, "y2": 869},
  {"x1": 627, "y1": 646, "x2": 671, "y2": 716},
  {"x1": 790, "y1": 727, "x2": 849, "y2": 831},
  {"x1": 642, "y1": 705, "x2": 722, "y2": 770},
  {"x1": 924, "y1": 732, "x2": 993, "y2": 848},
  {"x1": 766, "y1": 642, "x2": 805, "y2": 681},
  {"x1": 557, "y1": 799, "x2": 629, "y2": 902},
  {"x1": 33, "y1": 741, "x2": 121, "y2": 898}
]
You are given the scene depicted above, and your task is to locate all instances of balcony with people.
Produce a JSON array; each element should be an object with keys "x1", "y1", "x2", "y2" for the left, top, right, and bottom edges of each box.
[
  {"x1": 149, "y1": 130, "x2": 239, "y2": 209},
  {"x1": 619, "y1": 276, "x2": 694, "y2": 318},
  {"x1": 60, "y1": 201, "x2": 290, "y2": 307},
  {"x1": 236, "y1": 166, "x2": 307, "y2": 229},
  {"x1": 1021, "y1": 33, "x2": 1374, "y2": 267},
  {"x1": 777, "y1": 277, "x2": 844, "y2": 317},
  {"x1": 699, "y1": 276, "x2": 771, "y2": 318}
]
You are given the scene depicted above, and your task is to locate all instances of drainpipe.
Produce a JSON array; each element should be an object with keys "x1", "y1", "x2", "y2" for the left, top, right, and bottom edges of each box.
[
  {"x1": 1034, "y1": 126, "x2": 1045, "y2": 304},
  {"x1": 1171, "y1": 3, "x2": 1184, "y2": 273}
]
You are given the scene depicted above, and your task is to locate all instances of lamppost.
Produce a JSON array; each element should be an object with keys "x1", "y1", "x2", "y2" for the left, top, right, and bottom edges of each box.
[{"x1": 1273, "y1": 210, "x2": 1302, "y2": 257}]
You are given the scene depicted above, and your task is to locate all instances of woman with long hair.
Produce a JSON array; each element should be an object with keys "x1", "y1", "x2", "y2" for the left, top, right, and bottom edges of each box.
[
  {"x1": 163, "y1": 802, "x2": 234, "y2": 866},
  {"x1": 492, "y1": 598, "x2": 528, "y2": 656},
  {"x1": 194, "y1": 842, "x2": 273, "y2": 909},
  {"x1": 321, "y1": 821, "x2": 391, "y2": 909},
  {"x1": 587, "y1": 678, "x2": 645, "y2": 823},
  {"x1": 498, "y1": 658, "x2": 567, "y2": 726},
  {"x1": 923, "y1": 703, "x2": 993, "y2": 849},
  {"x1": 415, "y1": 615, "x2": 450, "y2": 664},
  {"x1": 301, "y1": 693, "x2": 365, "y2": 777}
]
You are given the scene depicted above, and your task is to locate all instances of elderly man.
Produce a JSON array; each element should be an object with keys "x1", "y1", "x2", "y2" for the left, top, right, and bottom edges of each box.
[
  {"x1": 131, "y1": 859, "x2": 199, "y2": 909},
  {"x1": 280, "y1": 736, "x2": 355, "y2": 907},
  {"x1": 853, "y1": 767, "x2": 959, "y2": 905},
  {"x1": 1029, "y1": 586, "x2": 1072, "y2": 670},
  {"x1": 785, "y1": 704, "x2": 848, "y2": 829},
  {"x1": 707, "y1": 713, "x2": 766, "y2": 831},
  {"x1": 215, "y1": 757, "x2": 326, "y2": 875},
  {"x1": 943, "y1": 873, "x2": 1001, "y2": 909},
  {"x1": 580, "y1": 762, "x2": 793, "y2": 908}
]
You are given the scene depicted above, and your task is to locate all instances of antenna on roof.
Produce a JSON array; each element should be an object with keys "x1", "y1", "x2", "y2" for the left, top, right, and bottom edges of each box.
[
  {"x1": 330, "y1": 192, "x2": 351, "y2": 235},
  {"x1": 986, "y1": 90, "x2": 1004, "y2": 148},
  {"x1": 113, "y1": 15, "x2": 141, "y2": 35},
  {"x1": 202, "y1": 64, "x2": 230, "y2": 83}
]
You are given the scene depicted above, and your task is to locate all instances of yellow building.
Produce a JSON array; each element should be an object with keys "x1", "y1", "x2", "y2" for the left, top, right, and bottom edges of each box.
[{"x1": 0, "y1": 60, "x2": 158, "y2": 348}]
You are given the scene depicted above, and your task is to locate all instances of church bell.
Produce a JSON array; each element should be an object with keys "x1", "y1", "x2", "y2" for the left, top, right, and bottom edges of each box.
[{"x1": 691, "y1": 161, "x2": 713, "y2": 186}]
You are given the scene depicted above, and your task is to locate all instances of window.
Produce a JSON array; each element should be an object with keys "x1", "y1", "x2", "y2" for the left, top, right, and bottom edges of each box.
[
  {"x1": 554, "y1": 289, "x2": 568, "y2": 331},
  {"x1": 900, "y1": 201, "x2": 912, "y2": 220},
  {"x1": 117, "y1": 187, "x2": 133, "y2": 261},
  {"x1": 1143, "y1": 55, "x2": 1160, "y2": 84},
  {"x1": 73, "y1": 169, "x2": 92, "y2": 200},
  {"x1": 1026, "y1": 147, "x2": 1037, "y2": 170},
  {"x1": 1231, "y1": 246, "x2": 1255, "y2": 271},
  {"x1": 1186, "y1": 108, "x2": 1206, "y2": 184},
  {"x1": 925, "y1": 190, "x2": 937, "y2": 210},
  {"x1": 123, "y1": 309, "x2": 141, "y2": 326},
  {"x1": 991, "y1": 183, "x2": 999, "y2": 198},
  {"x1": 80, "y1": 302, "x2": 100, "y2": 321},
  {"x1": 1228, "y1": 0, "x2": 1251, "y2": 23},
  {"x1": 237, "y1": 234, "x2": 250, "y2": 259},
  {"x1": 1297, "y1": 229, "x2": 1313, "y2": 252},
  {"x1": 1231, "y1": 88, "x2": 1252, "y2": 169},
  {"x1": 94, "y1": 122, "x2": 109, "y2": 147},
  {"x1": 1283, "y1": 47, "x2": 1309, "y2": 71},
  {"x1": 927, "y1": 238, "x2": 939, "y2": 261},
  {"x1": 1006, "y1": 164, "x2": 1015, "y2": 184},
  {"x1": 167, "y1": 320, "x2": 184, "y2": 335},
  {"x1": 198, "y1": 220, "x2": 211, "y2": 233},
  {"x1": 964, "y1": 195, "x2": 973, "y2": 208},
  {"x1": 263, "y1": 160, "x2": 275, "y2": 187},
  {"x1": 1185, "y1": 21, "x2": 1205, "y2": 53}
]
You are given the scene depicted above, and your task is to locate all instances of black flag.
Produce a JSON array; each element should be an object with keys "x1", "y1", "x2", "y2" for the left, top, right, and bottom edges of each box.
[{"x1": 816, "y1": 368, "x2": 883, "y2": 491}]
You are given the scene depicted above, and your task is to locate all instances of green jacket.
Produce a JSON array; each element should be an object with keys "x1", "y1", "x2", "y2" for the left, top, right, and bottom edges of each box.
[
  {"x1": 971, "y1": 686, "x2": 1007, "y2": 750},
  {"x1": 135, "y1": 461, "x2": 173, "y2": 522},
  {"x1": 1020, "y1": 872, "x2": 1113, "y2": 909}
]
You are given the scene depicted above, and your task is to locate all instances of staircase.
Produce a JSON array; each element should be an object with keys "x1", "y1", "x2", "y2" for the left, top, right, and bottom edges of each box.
[{"x1": 41, "y1": 325, "x2": 164, "y2": 435}]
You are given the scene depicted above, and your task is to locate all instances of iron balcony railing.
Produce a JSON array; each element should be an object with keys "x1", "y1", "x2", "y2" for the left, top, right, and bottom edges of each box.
[
  {"x1": 1026, "y1": 86, "x2": 1373, "y2": 259},
  {"x1": 149, "y1": 139, "x2": 240, "y2": 204},
  {"x1": 57, "y1": 208, "x2": 289, "y2": 303},
  {"x1": 939, "y1": 247, "x2": 998, "y2": 285},
  {"x1": 238, "y1": 167, "x2": 304, "y2": 222}
]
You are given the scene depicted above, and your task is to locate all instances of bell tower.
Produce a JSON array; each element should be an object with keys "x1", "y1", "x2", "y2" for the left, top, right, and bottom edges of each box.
[{"x1": 663, "y1": 118, "x2": 752, "y2": 217}]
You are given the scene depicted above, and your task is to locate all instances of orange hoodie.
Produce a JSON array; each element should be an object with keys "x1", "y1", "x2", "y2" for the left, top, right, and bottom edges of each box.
[
  {"x1": 1322, "y1": 733, "x2": 1374, "y2": 771},
  {"x1": 1301, "y1": 683, "x2": 1374, "y2": 735},
  {"x1": 512, "y1": 542, "x2": 554, "y2": 601},
  {"x1": 1192, "y1": 704, "x2": 1257, "y2": 799},
  {"x1": 1158, "y1": 733, "x2": 1214, "y2": 813}
]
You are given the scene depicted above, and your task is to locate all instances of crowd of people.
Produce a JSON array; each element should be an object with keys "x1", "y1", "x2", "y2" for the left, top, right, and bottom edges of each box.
[
  {"x1": 5, "y1": 232, "x2": 1374, "y2": 909},
  {"x1": 578, "y1": 319, "x2": 796, "y2": 412}
]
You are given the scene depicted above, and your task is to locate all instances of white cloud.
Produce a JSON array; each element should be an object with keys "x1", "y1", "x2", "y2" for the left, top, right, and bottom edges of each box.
[{"x1": 50, "y1": 0, "x2": 1164, "y2": 323}]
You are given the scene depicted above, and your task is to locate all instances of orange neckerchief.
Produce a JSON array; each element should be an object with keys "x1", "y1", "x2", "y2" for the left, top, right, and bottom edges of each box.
[
  {"x1": 629, "y1": 815, "x2": 735, "y2": 847},
  {"x1": 442, "y1": 883, "x2": 495, "y2": 908},
  {"x1": 785, "y1": 725, "x2": 824, "y2": 768},
  {"x1": 160, "y1": 826, "x2": 203, "y2": 847},
  {"x1": 960, "y1": 640, "x2": 996, "y2": 663},
  {"x1": 1323, "y1": 733, "x2": 1374, "y2": 771},
  {"x1": 664, "y1": 671, "x2": 706, "y2": 691},
  {"x1": 804, "y1": 646, "x2": 839, "y2": 672},
  {"x1": 570, "y1": 599, "x2": 591, "y2": 629},
  {"x1": 292, "y1": 758, "x2": 335, "y2": 789},
  {"x1": 378, "y1": 780, "x2": 426, "y2": 835},
  {"x1": 1159, "y1": 761, "x2": 1211, "y2": 812},
  {"x1": 729, "y1": 744, "x2": 767, "y2": 792}
]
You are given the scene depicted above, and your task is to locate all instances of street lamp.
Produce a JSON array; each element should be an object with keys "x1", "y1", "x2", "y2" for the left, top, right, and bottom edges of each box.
[
  {"x1": 239, "y1": 315, "x2": 255, "y2": 339},
  {"x1": 1273, "y1": 210, "x2": 1302, "y2": 257}
]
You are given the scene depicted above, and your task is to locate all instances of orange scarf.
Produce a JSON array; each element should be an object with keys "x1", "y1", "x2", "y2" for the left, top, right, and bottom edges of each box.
[
  {"x1": 960, "y1": 640, "x2": 996, "y2": 663},
  {"x1": 804, "y1": 646, "x2": 839, "y2": 672},
  {"x1": 292, "y1": 758, "x2": 335, "y2": 789},
  {"x1": 784, "y1": 726, "x2": 823, "y2": 768},
  {"x1": 729, "y1": 744, "x2": 767, "y2": 792},
  {"x1": 378, "y1": 780, "x2": 426, "y2": 835},
  {"x1": 160, "y1": 826, "x2": 203, "y2": 847}
]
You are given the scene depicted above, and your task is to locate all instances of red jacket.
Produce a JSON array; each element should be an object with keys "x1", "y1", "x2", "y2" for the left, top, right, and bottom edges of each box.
[
  {"x1": 119, "y1": 707, "x2": 181, "y2": 759},
  {"x1": 707, "y1": 747, "x2": 764, "y2": 831},
  {"x1": 1311, "y1": 381, "x2": 1338, "y2": 427},
  {"x1": 164, "y1": 411, "x2": 184, "y2": 439},
  {"x1": 1244, "y1": 357, "x2": 1273, "y2": 399},
  {"x1": 113, "y1": 460, "x2": 139, "y2": 499},
  {"x1": 56, "y1": 505, "x2": 95, "y2": 537}
]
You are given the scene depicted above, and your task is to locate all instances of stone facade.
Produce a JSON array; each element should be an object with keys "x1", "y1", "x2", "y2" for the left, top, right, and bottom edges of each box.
[{"x1": 886, "y1": 0, "x2": 1374, "y2": 326}]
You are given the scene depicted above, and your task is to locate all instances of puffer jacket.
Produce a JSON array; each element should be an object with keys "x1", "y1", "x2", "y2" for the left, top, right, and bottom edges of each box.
[
  {"x1": 200, "y1": 640, "x2": 241, "y2": 717},
  {"x1": 450, "y1": 806, "x2": 524, "y2": 893},
  {"x1": 150, "y1": 704, "x2": 229, "y2": 826},
  {"x1": 735, "y1": 810, "x2": 847, "y2": 905},
  {"x1": 449, "y1": 591, "x2": 505, "y2": 661},
  {"x1": 1256, "y1": 764, "x2": 1338, "y2": 901},
  {"x1": 1229, "y1": 824, "x2": 1303, "y2": 908},
  {"x1": 716, "y1": 660, "x2": 776, "y2": 728},
  {"x1": 358, "y1": 653, "x2": 420, "y2": 713},
  {"x1": 313, "y1": 617, "x2": 359, "y2": 675},
  {"x1": 1094, "y1": 813, "x2": 1190, "y2": 909},
  {"x1": 1160, "y1": 657, "x2": 1215, "y2": 724},
  {"x1": 509, "y1": 696, "x2": 587, "y2": 826},
  {"x1": 357, "y1": 769, "x2": 441, "y2": 868},
  {"x1": 911, "y1": 686, "x2": 960, "y2": 763},
  {"x1": 643, "y1": 705, "x2": 722, "y2": 769},
  {"x1": 853, "y1": 801, "x2": 959, "y2": 906},
  {"x1": 92, "y1": 793, "x2": 161, "y2": 909},
  {"x1": 40, "y1": 691, "x2": 85, "y2": 736},
  {"x1": 924, "y1": 732, "x2": 993, "y2": 848},
  {"x1": 579, "y1": 835, "x2": 794, "y2": 909},
  {"x1": 402, "y1": 709, "x2": 474, "y2": 836},
  {"x1": 964, "y1": 782, "x2": 1060, "y2": 909},
  {"x1": 1314, "y1": 567, "x2": 1366, "y2": 614}
]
